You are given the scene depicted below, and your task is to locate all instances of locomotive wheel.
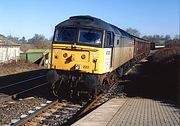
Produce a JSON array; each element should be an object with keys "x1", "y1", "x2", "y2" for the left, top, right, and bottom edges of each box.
[
  {"x1": 80, "y1": 74, "x2": 97, "y2": 99},
  {"x1": 52, "y1": 76, "x2": 70, "y2": 98},
  {"x1": 90, "y1": 83, "x2": 97, "y2": 99},
  {"x1": 52, "y1": 79, "x2": 63, "y2": 97},
  {"x1": 103, "y1": 80, "x2": 109, "y2": 92}
]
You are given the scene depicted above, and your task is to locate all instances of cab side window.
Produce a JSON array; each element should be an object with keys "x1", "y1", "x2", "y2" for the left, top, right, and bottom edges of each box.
[{"x1": 105, "y1": 32, "x2": 113, "y2": 47}]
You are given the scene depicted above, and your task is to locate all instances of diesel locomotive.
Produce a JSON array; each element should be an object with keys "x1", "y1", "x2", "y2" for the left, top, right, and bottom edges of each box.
[{"x1": 47, "y1": 15, "x2": 150, "y2": 98}]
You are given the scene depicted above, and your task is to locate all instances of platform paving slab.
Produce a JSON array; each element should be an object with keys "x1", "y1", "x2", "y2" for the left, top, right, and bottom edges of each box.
[
  {"x1": 72, "y1": 98, "x2": 127, "y2": 126},
  {"x1": 107, "y1": 98, "x2": 180, "y2": 126},
  {"x1": 73, "y1": 98, "x2": 180, "y2": 126}
]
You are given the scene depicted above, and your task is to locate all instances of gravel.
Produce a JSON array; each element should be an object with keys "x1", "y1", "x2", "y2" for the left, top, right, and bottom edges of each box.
[
  {"x1": 36, "y1": 102, "x2": 82, "y2": 126},
  {"x1": 0, "y1": 97, "x2": 47, "y2": 125}
]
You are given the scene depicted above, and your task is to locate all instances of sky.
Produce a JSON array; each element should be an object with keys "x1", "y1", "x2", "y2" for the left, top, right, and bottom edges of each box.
[{"x1": 0, "y1": 0, "x2": 179, "y2": 39}]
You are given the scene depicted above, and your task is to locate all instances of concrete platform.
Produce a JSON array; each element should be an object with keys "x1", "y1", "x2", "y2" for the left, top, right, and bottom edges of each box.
[
  {"x1": 72, "y1": 98, "x2": 127, "y2": 126},
  {"x1": 72, "y1": 98, "x2": 180, "y2": 126}
]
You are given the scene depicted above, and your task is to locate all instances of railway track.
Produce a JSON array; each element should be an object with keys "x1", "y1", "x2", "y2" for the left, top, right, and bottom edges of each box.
[
  {"x1": 13, "y1": 99, "x2": 59, "y2": 126},
  {"x1": 5, "y1": 78, "x2": 124, "y2": 126},
  {"x1": 0, "y1": 70, "x2": 127, "y2": 126},
  {"x1": 0, "y1": 82, "x2": 48, "y2": 104},
  {"x1": 0, "y1": 75, "x2": 48, "y2": 104},
  {"x1": 0, "y1": 75, "x2": 46, "y2": 90},
  {"x1": 10, "y1": 94, "x2": 105, "y2": 126},
  {"x1": 0, "y1": 74, "x2": 56, "y2": 125},
  {"x1": 0, "y1": 73, "x2": 82, "y2": 126},
  {"x1": 11, "y1": 99, "x2": 82, "y2": 126}
]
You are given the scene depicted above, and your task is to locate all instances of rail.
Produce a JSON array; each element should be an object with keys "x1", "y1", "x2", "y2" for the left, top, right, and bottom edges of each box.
[
  {"x1": 0, "y1": 75, "x2": 46, "y2": 90},
  {"x1": 81, "y1": 93, "x2": 104, "y2": 114},
  {"x1": 12, "y1": 100, "x2": 59, "y2": 126},
  {"x1": 0, "y1": 82, "x2": 48, "y2": 104}
]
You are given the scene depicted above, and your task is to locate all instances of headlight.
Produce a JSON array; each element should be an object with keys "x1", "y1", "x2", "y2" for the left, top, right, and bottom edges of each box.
[{"x1": 75, "y1": 64, "x2": 80, "y2": 70}]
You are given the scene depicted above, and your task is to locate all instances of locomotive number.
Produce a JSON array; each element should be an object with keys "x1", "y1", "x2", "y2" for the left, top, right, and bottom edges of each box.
[
  {"x1": 83, "y1": 65, "x2": 89, "y2": 69},
  {"x1": 106, "y1": 51, "x2": 110, "y2": 55}
]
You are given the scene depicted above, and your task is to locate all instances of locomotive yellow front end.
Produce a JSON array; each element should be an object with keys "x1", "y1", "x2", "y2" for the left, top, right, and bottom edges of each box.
[{"x1": 51, "y1": 44, "x2": 105, "y2": 74}]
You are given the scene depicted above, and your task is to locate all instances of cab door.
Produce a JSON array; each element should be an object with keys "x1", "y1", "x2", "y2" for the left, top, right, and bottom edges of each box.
[{"x1": 104, "y1": 32, "x2": 114, "y2": 70}]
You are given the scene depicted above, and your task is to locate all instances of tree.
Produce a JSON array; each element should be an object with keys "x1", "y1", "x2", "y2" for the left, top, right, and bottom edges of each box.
[
  {"x1": 49, "y1": 36, "x2": 53, "y2": 42},
  {"x1": 28, "y1": 34, "x2": 45, "y2": 44},
  {"x1": 152, "y1": 35, "x2": 161, "y2": 43},
  {"x1": 6, "y1": 35, "x2": 19, "y2": 43},
  {"x1": 20, "y1": 44, "x2": 35, "y2": 52},
  {"x1": 19, "y1": 36, "x2": 27, "y2": 43},
  {"x1": 28, "y1": 34, "x2": 50, "y2": 48},
  {"x1": 126, "y1": 28, "x2": 141, "y2": 37},
  {"x1": 174, "y1": 35, "x2": 180, "y2": 40},
  {"x1": 164, "y1": 35, "x2": 171, "y2": 41},
  {"x1": 142, "y1": 35, "x2": 153, "y2": 42}
]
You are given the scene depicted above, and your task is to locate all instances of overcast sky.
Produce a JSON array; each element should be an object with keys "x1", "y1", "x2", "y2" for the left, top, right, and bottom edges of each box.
[{"x1": 0, "y1": 0, "x2": 179, "y2": 39}]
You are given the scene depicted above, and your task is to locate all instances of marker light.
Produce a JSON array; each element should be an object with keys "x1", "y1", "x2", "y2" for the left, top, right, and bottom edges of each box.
[
  {"x1": 81, "y1": 54, "x2": 86, "y2": 59},
  {"x1": 54, "y1": 55, "x2": 58, "y2": 59},
  {"x1": 63, "y1": 53, "x2": 68, "y2": 58}
]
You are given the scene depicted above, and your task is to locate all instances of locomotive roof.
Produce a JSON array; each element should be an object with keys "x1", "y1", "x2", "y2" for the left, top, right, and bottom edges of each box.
[
  {"x1": 55, "y1": 15, "x2": 147, "y2": 41},
  {"x1": 56, "y1": 15, "x2": 114, "y2": 31}
]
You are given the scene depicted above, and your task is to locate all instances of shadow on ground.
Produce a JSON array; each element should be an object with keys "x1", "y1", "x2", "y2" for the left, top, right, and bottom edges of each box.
[{"x1": 121, "y1": 53, "x2": 179, "y2": 106}]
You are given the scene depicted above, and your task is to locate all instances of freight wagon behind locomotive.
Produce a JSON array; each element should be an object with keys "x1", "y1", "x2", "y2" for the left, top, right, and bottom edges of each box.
[{"x1": 47, "y1": 15, "x2": 150, "y2": 99}]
